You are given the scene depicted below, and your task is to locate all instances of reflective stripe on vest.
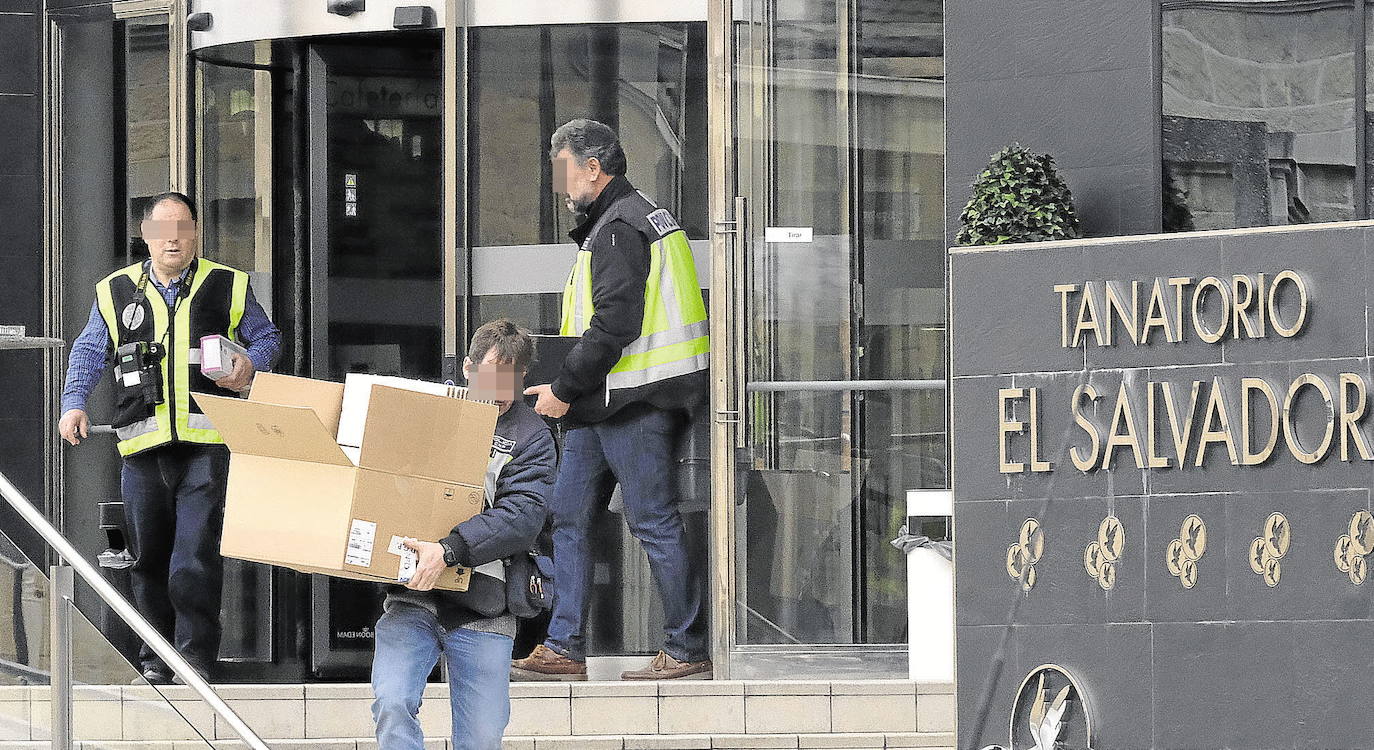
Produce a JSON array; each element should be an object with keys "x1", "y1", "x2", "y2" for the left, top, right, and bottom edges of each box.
[
  {"x1": 97, "y1": 260, "x2": 248, "y2": 456},
  {"x1": 560, "y1": 223, "x2": 709, "y2": 394}
]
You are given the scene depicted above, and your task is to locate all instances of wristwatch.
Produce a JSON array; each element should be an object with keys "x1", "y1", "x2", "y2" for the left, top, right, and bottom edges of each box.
[{"x1": 439, "y1": 539, "x2": 459, "y2": 567}]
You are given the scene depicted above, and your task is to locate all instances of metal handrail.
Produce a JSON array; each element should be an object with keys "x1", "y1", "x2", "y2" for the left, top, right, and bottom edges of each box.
[
  {"x1": 0, "y1": 469, "x2": 271, "y2": 750},
  {"x1": 746, "y1": 378, "x2": 945, "y2": 392}
]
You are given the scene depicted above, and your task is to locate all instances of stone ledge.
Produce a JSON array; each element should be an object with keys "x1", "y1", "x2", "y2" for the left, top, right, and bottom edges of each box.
[{"x1": 0, "y1": 731, "x2": 958, "y2": 750}]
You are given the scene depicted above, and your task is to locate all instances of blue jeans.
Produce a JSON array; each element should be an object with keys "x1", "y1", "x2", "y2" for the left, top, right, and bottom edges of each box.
[
  {"x1": 371, "y1": 604, "x2": 514, "y2": 750},
  {"x1": 544, "y1": 405, "x2": 707, "y2": 662},
  {"x1": 121, "y1": 443, "x2": 230, "y2": 674}
]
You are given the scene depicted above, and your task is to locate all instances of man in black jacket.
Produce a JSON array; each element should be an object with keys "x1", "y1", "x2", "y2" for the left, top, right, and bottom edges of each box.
[
  {"x1": 371, "y1": 320, "x2": 556, "y2": 750},
  {"x1": 516, "y1": 119, "x2": 711, "y2": 681}
]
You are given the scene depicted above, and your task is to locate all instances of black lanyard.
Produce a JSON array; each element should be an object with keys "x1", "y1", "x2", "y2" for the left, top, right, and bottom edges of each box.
[{"x1": 133, "y1": 259, "x2": 197, "y2": 346}]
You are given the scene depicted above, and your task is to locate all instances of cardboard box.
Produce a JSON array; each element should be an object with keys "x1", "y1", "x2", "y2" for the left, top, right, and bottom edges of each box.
[
  {"x1": 199, "y1": 335, "x2": 247, "y2": 380},
  {"x1": 193, "y1": 372, "x2": 498, "y2": 591}
]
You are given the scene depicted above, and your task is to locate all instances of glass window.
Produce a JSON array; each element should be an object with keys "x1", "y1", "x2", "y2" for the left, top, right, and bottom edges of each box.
[
  {"x1": 1162, "y1": 1, "x2": 1357, "y2": 230},
  {"x1": 735, "y1": 0, "x2": 944, "y2": 649},
  {"x1": 470, "y1": 23, "x2": 708, "y2": 336}
]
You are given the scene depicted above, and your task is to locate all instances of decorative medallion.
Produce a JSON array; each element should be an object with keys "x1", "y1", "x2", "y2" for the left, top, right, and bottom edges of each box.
[
  {"x1": 1008, "y1": 518, "x2": 1045, "y2": 592},
  {"x1": 1336, "y1": 510, "x2": 1374, "y2": 585},
  {"x1": 1249, "y1": 513, "x2": 1290, "y2": 587},
  {"x1": 1083, "y1": 516, "x2": 1124, "y2": 591},
  {"x1": 1167, "y1": 515, "x2": 1207, "y2": 589},
  {"x1": 1009, "y1": 664, "x2": 1093, "y2": 750}
]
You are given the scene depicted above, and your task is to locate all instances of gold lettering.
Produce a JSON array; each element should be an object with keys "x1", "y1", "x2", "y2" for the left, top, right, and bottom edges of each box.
[
  {"x1": 1073, "y1": 282, "x2": 1106, "y2": 347},
  {"x1": 1071, "y1": 384, "x2": 1103, "y2": 472},
  {"x1": 1169, "y1": 277, "x2": 1193, "y2": 343},
  {"x1": 1142, "y1": 278, "x2": 1173, "y2": 344},
  {"x1": 1191, "y1": 276, "x2": 1230, "y2": 344},
  {"x1": 1102, "y1": 381, "x2": 1147, "y2": 470},
  {"x1": 1339, "y1": 373, "x2": 1373, "y2": 461},
  {"x1": 1240, "y1": 377, "x2": 1279, "y2": 466},
  {"x1": 999, "y1": 388, "x2": 1026, "y2": 473},
  {"x1": 1270, "y1": 270, "x2": 1309, "y2": 338},
  {"x1": 1054, "y1": 283, "x2": 1080, "y2": 349},
  {"x1": 1196, "y1": 377, "x2": 1239, "y2": 467},
  {"x1": 1161, "y1": 380, "x2": 1203, "y2": 467},
  {"x1": 1282, "y1": 373, "x2": 1334, "y2": 465},
  {"x1": 1028, "y1": 388, "x2": 1052, "y2": 472},
  {"x1": 1146, "y1": 382, "x2": 1171, "y2": 468},
  {"x1": 1104, "y1": 280, "x2": 1140, "y2": 346},
  {"x1": 1232, "y1": 274, "x2": 1262, "y2": 339}
]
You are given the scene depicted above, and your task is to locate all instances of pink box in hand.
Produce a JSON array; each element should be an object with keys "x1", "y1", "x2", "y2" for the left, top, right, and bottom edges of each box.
[{"x1": 200, "y1": 335, "x2": 248, "y2": 380}]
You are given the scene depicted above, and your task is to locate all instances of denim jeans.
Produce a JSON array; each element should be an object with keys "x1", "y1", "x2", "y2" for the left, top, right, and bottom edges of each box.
[
  {"x1": 371, "y1": 604, "x2": 514, "y2": 750},
  {"x1": 120, "y1": 443, "x2": 230, "y2": 674},
  {"x1": 544, "y1": 405, "x2": 707, "y2": 662}
]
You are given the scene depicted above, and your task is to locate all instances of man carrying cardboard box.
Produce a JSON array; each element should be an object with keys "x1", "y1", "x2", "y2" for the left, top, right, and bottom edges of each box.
[
  {"x1": 371, "y1": 320, "x2": 556, "y2": 750},
  {"x1": 57, "y1": 192, "x2": 280, "y2": 684}
]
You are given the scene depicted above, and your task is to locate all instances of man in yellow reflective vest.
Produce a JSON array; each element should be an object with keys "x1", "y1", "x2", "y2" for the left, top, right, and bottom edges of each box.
[
  {"x1": 515, "y1": 119, "x2": 711, "y2": 681},
  {"x1": 57, "y1": 193, "x2": 281, "y2": 684}
]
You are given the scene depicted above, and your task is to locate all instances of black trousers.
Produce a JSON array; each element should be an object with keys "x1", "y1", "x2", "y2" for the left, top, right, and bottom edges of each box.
[{"x1": 120, "y1": 443, "x2": 229, "y2": 674}]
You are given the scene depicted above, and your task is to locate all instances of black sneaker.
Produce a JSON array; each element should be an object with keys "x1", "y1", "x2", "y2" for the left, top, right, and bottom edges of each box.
[{"x1": 133, "y1": 668, "x2": 173, "y2": 685}]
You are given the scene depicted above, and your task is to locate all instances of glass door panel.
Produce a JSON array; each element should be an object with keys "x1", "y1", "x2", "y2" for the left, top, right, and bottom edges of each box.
[
  {"x1": 311, "y1": 39, "x2": 444, "y2": 382},
  {"x1": 731, "y1": 0, "x2": 946, "y2": 657}
]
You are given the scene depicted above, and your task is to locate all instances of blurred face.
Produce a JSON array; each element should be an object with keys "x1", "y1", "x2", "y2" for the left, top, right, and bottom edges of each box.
[
  {"x1": 552, "y1": 147, "x2": 603, "y2": 215},
  {"x1": 464, "y1": 350, "x2": 525, "y2": 414},
  {"x1": 141, "y1": 200, "x2": 198, "y2": 278}
]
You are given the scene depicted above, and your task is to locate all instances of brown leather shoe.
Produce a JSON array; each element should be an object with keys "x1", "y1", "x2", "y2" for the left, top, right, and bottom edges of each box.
[
  {"x1": 510, "y1": 644, "x2": 588, "y2": 681},
  {"x1": 620, "y1": 650, "x2": 712, "y2": 680}
]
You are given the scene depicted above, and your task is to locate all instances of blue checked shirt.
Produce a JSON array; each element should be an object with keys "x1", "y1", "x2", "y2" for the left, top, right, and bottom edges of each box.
[{"x1": 61, "y1": 263, "x2": 282, "y2": 414}]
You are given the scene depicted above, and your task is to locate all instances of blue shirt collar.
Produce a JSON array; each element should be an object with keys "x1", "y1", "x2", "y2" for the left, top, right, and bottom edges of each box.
[{"x1": 145, "y1": 260, "x2": 193, "y2": 290}]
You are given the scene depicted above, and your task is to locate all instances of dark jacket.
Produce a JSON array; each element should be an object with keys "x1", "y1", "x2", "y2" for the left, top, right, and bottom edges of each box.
[
  {"x1": 551, "y1": 175, "x2": 709, "y2": 427},
  {"x1": 385, "y1": 400, "x2": 556, "y2": 628}
]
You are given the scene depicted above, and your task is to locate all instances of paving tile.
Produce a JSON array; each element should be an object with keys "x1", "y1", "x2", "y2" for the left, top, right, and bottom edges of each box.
[
  {"x1": 882, "y1": 732, "x2": 956, "y2": 748},
  {"x1": 744, "y1": 696, "x2": 830, "y2": 734},
  {"x1": 915, "y1": 693, "x2": 955, "y2": 734},
  {"x1": 510, "y1": 683, "x2": 572, "y2": 699},
  {"x1": 657, "y1": 681, "x2": 745, "y2": 697},
  {"x1": 118, "y1": 699, "x2": 216, "y2": 741},
  {"x1": 507, "y1": 697, "x2": 572, "y2": 736},
  {"x1": 304, "y1": 685, "x2": 374, "y2": 700},
  {"x1": 828, "y1": 682, "x2": 914, "y2": 696},
  {"x1": 212, "y1": 698, "x2": 305, "y2": 740},
  {"x1": 831, "y1": 694, "x2": 917, "y2": 733},
  {"x1": 658, "y1": 695, "x2": 745, "y2": 734},
  {"x1": 570, "y1": 696, "x2": 657, "y2": 735},
  {"x1": 303, "y1": 698, "x2": 375, "y2": 738},
  {"x1": 624, "y1": 735, "x2": 712, "y2": 749},
  {"x1": 209, "y1": 685, "x2": 304, "y2": 700},
  {"x1": 534, "y1": 737, "x2": 624, "y2": 750},
  {"x1": 798, "y1": 733, "x2": 886, "y2": 749},
  {"x1": 570, "y1": 682, "x2": 658, "y2": 698},
  {"x1": 742, "y1": 682, "x2": 829, "y2": 696},
  {"x1": 711, "y1": 735, "x2": 799, "y2": 749}
]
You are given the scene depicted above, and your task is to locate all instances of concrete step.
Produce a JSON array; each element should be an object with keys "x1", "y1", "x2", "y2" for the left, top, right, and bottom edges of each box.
[
  {"x1": 0, "y1": 680, "x2": 955, "y2": 744},
  {"x1": 0, "y1": 732, "x2": 956, "y2": 749}
]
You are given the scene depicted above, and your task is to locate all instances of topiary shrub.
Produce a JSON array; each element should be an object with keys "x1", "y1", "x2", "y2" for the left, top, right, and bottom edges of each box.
[{"x1": 956, "y1": 144, "x2": 1080, "y2": 246}]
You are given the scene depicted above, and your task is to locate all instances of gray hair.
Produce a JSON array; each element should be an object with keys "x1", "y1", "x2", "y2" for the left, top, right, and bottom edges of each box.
[{"x1": 549, "y1": 119, "x2": 627, "y2": 176}]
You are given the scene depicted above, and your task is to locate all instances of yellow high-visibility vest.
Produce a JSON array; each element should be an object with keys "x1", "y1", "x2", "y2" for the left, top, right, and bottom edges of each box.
[
  {"x1": 560, "y1": 191, "x2": 708, "y2": 396},
  {"x1": 95, "y1": 258, "x2": 249, "y2": 456}
]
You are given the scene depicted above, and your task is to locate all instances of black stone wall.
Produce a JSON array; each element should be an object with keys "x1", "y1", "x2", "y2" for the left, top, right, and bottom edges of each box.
[
  {"x1": 951, "y1": 224, "x2": 1374, "y2": 749},
  {"x1": 945, "y1": 0, "x2": 1161, "y2": 244},
  {"x1": 0, "y1": 0, "x2": 48, "y2": 560}
]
